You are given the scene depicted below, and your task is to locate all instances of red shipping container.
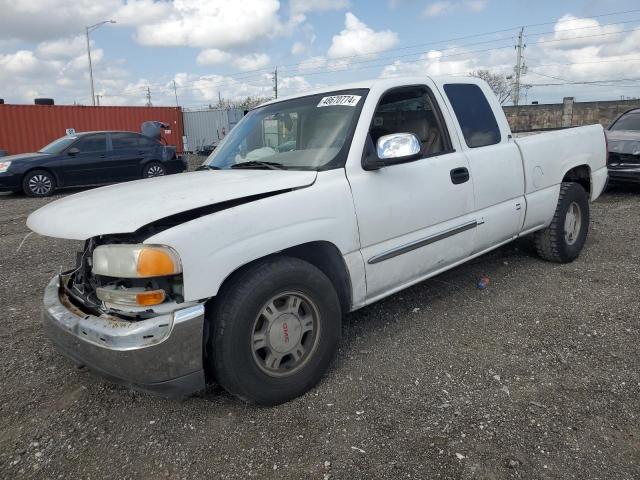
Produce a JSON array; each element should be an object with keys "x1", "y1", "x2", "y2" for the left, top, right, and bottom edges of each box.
[{"x1": 0, "y1": 105, "x2": 184, "y2": 155}]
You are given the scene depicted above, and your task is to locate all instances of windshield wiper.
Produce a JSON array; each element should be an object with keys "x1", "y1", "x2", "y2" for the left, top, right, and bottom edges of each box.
[
  {"x1": 231, "y1": 161, "x2": 287, "y2": 170},
  {"x1": 195, "y1": 164, "x2": 222, "y2": 171}
]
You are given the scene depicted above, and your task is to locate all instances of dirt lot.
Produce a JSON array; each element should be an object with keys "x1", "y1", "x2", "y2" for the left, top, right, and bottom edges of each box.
[{"x1": 0, "y1": 177, "x2": 638, "y2": 479}]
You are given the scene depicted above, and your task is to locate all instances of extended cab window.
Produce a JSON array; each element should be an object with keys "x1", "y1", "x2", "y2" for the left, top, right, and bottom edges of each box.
[
  {"x1": 444, "y1": 83, "x2": 501, "y2": 148},
  {"x1": 370, "y1": 86, "x2": 447, "y2": 156},
  {"x1": 74, "y1": 134, "x2": 107, "y2": 153}
]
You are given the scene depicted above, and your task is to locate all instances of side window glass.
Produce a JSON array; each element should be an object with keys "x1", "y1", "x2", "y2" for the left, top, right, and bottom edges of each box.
[
  {"x1": 444, "y1": 83, "x2": 501, "y2": 148},
  {"x1": 111, "y1": 133, "x2": 138, "y2": 149},
  {"x1": 137, "y1": 135, "x2": 158, "y2": 147},
  {"x1": 74, "y1": 134, "x2": 106, "y2": 152},
  {"x1": 370, "y1": 86, "x2": 447, "y2": 157}
]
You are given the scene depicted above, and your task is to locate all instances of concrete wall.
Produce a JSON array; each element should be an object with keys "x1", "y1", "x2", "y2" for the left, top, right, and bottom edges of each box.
[{"x1": 503, "y1": 98, "x2": 640, "y2": 132}]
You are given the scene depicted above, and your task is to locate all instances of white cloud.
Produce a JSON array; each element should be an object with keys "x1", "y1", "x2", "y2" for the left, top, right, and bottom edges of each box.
[
  {"x1": 233, "y1": 53, "x2": 271, "y2": 71},
  {"x1": 423, "y1": 0, "x2": 487, "y2": 17},
  {"x1": 328, "y1": 12, "x2": 398, "y2": 59},
  {"x1": 0, "y1": 50, "x2": 45, "y2": 76},
  {"x1": 298, "y1": 55, "x2": 328, "y2": 71},
  {"x1": 290, "y1": 0, "x2": 350, "y2": 15},
  {"x1": 36, "y1": 36, "x2": 87, "y2": 59},
  {"x1": 196, "y1": 49, "x2": 232, "y2": 66},
  {"x1": 423, "y1": 1, "x2": 452, "y2": 17},
  {"x1": 465, "y1": 0, "x2": 487, "y2": 12},
  {"x1": 291, "y1": 41, "x2": 306, "y2": 55},
  {"x1": 134, "y1": 0, "x2": 288, "y2": 50}
]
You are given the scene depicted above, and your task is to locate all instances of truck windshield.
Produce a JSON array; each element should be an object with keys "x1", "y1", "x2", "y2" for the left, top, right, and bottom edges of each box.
[
  {"x1": 39, "y1": 136, "x2": 78, "y2": 154},
  {"x1": 205, "y1": 89, "x2": 368, "y2": 170},
  {"x1": 610, "y1": 112, "x2": 640, "y2": 131}
]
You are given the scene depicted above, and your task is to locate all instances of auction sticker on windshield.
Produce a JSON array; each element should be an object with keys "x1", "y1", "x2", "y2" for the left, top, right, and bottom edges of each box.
[{"x1": 317, "y1": 95, "x2": 362, "y2": 107}]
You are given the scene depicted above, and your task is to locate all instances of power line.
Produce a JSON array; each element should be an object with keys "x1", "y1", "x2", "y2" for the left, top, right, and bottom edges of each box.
[{"x1": 124, "y1": 8, "x2": 640, "y2": 93}]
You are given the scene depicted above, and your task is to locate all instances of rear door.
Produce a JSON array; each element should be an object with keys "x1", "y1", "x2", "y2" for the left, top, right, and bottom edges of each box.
[
  {"x1": 61, "y1": 133, "x2": 109, "y2": 186},
  {"x1": 108, "y1": 133, "x2": 146, "y2": 181},
  {"x1": 438, "y1": 81, "x2": 525, "y2": 252}
]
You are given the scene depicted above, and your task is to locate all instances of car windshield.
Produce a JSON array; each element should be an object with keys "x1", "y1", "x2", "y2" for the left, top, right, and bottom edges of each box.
[
  {"x1": 39, "y1": 136, "x2": 78, "y2": 154},
  {"x1": 610, "y1": 112, "x2": 640, "y2": 131},
  {"x1": 205, "y1": 89, "x2": 368, "y2": 170}
]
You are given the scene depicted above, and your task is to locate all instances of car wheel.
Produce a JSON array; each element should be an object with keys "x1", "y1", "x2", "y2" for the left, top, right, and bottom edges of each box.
[
  {"x1": 22, "y1": 170, "x2": 55, "y2": 197},
  {"x1": 208, "y1": 256, "x2": 342, "y2": 405},
  {"x1": 143, "y1": 162, "x2": 166, "y2": 178},
  {"x1": 534, "y1": 182, "x2": 590, "y2": 263}
]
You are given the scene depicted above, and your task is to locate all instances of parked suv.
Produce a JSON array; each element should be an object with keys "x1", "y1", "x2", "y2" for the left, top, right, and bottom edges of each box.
[{"x1": 0, "y1": 131, "x2": 186, "y2": 196}]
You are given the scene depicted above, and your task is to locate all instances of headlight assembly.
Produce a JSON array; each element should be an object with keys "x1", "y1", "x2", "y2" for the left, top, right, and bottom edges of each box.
[
  {"x1": 92, "y1": 244, "x2": 182, "y2": 278},
  {"x1": 0, "y1": 161, "x2": 12, "y2": 173}
]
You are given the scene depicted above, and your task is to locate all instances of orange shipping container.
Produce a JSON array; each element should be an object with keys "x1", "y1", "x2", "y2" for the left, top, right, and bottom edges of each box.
[{"x1": 0, "y1": 105, "x2": 184, "y2": 155}]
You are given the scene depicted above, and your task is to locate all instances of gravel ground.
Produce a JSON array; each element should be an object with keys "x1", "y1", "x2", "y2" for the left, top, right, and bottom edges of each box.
[{"x1": 0, "y1": 174, "x2": 638, "y2": 479}]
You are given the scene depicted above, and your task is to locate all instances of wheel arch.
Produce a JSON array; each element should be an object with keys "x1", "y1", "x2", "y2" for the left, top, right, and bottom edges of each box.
[
  {"x1": 212, "y1": 240, "x2": 353, "y2": 315},
  {"x1": 21, "y1": 166, "x2": 60, "y2": 190},
  {"x1": 562, "y1": 164, "x2": 591, "y2": 195}
]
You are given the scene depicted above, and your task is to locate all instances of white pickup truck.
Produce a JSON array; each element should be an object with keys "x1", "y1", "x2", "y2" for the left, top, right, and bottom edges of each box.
[{"x1": 28, "y1": 76, "x2": 608, "y2": 405}]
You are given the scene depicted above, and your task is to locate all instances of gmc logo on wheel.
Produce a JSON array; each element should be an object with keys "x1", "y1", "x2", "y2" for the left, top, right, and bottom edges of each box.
[{"x1": 282, "y1": 322, "x2": 289, "y2": 343}]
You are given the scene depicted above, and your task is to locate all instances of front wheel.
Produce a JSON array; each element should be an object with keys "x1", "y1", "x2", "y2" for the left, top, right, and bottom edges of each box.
[
  {"x1": 22, "y1": 170, "x2": 55, "y2": 197},
  {"x1": 534, "y1": 182, "x2": 590, "y2": 263},
  {"x1": 209, "y1": 256, "x2": 342, "y2": 405},
  {"x1": 142, "y1": 162, "x2": 166, "y2": 178}
]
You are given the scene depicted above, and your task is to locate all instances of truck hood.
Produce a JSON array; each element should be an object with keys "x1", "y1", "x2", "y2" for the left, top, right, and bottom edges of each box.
[
  {"x1": 27, "y1": 170, "x2": 317, "y2": 240},
  {"x1": 606, "y1": 130, "x2": 640, "y2": 155}
]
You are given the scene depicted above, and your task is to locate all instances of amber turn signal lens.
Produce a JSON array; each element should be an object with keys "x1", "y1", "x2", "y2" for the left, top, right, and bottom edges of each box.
[
  {"x1": 136, "y1": 290, "x2": 166, "y2": 306},
  {"x1": 137, "y1": 247, "x2": 179, "y2": 277}
]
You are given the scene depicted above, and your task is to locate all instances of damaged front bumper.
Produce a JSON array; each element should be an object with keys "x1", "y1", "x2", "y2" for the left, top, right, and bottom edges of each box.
[{"x1": 42, "y1": 275, "x2": 206, "y2": 397}]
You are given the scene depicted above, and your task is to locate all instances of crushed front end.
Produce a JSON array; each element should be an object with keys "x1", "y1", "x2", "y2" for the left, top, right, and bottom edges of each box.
[{"x1": 42, "y1": 236, "x2": 206, "y2": 397}]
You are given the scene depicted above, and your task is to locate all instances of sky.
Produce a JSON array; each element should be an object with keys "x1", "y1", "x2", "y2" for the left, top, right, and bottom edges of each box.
[{"x1": 1, "y1": 0, "x2": 640, "y2": 108}]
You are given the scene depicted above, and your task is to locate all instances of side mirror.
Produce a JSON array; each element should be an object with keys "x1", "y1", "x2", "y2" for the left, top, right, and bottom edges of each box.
[
  {"x1": 67, "y1": 147, "x2": 80, "y2": 155},
  {"x1": 362, "y1": 133, "x2": 421, "y2": 170}
]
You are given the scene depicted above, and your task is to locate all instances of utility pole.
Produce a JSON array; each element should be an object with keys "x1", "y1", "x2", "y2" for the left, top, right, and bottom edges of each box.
[
  {"x1": 513, "y1": 27, "x2": 527, "y2": 107},
  {"x1": 172, "y1": 80, "x2": 179, "y2": 107},
  {"x1": 273, "y1": 66, "x2": 278, "y2": 99},
  {"x1": 95, "y1": 94, "x2": 102, "y2": 106},
  {"x1": 85, "y1": 20, "x2": 116, "y2": 106},
  {"x1": 218, "y1": 91, "x2": 222, "y2": 108},
  {"x1": 85, "y1": 27, "x2": 95, "y2": 106},
  {"x1": 145, "y1": 87, "x2": 152, "y2": 107}
]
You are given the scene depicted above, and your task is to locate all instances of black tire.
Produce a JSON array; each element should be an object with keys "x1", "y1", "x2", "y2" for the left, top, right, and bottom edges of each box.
[
  {"x1": 534, "y1": 182, "x2": 590, "y2": 263},
  {"x1": 209, "y1": 256, "x2": 342, "y2": 405},
  {"x1": 142, "y1": 162, "x2": 166, "y2": 178},
  {"x1": 22, "y1": 169, "x2": 55, "y2": 197}
]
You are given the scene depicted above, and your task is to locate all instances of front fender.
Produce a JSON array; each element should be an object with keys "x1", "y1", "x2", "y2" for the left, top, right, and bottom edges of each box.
[{"x1": 145, "y1": 169, "x2": 362, "y2": 302}]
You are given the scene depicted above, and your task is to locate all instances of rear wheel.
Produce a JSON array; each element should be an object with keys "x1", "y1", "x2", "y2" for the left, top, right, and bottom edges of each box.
[
  {"x1": 209, "y1": 256, "x2": 342, "y2": 405},
  {"x1": 534, "y1": 182, "x2": 590, "y2": 263},
  {"x1": 22, "y1": 170, "x2": 55, "y2": 197},
  {"x1": 142, "y1": 162, "x2": 166, "y2": 178}
]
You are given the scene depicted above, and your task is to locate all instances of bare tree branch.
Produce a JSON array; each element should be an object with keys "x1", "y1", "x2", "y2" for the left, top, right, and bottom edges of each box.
[{"x1": 470, "y1": 70, "x2": 513, "y2": 105}]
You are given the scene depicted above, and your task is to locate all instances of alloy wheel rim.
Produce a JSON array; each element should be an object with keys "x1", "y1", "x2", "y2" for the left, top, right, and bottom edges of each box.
[
  {"x1": 251, "y1": 291, "x2": 321, "y2": 377},
  {"x1": 29, "y1": 174, "x2": 52, "y2": 195},
  {"x1": 564, "y1": 202, "x2": 582, "y2": 245},
  {"x1": 147, "y1": 165, "x2": 165, "y2": 177}
]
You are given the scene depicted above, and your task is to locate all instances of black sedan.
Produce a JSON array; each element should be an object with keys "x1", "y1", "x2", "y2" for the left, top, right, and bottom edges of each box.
[
  {"x1": 0, "y1": 131, "x2": 186, "y2": 196},
  {"x1": 606, "y1": 108, "x2": 640, "y2": 185}
]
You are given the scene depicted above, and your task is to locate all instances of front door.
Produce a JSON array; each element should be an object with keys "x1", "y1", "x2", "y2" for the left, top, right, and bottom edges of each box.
[
  {"x1": 346, "y1": 84, "x2": 476, "y2": 302},
  {"x1": 60, "y1": 133, "x2": 109, "y2": 186}
]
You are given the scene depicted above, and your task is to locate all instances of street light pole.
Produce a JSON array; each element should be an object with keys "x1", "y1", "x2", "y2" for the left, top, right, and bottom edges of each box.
[{"x1": 85, "y1": 20, "x2": 116, "y2": 106}]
